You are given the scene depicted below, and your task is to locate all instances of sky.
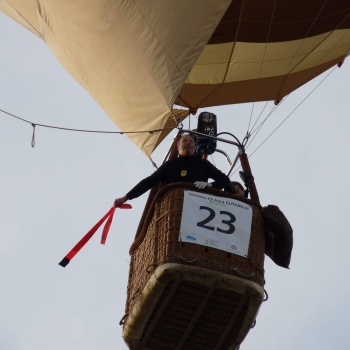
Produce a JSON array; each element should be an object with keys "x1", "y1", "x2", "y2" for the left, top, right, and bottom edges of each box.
[{"x1": 1, "y1": 12, "x2": 350, "y2": 350}]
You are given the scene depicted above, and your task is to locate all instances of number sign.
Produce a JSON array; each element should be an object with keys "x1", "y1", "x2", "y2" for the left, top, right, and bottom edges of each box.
[{"x1": 179, "y1": 191, "x2": 253, "y2": 257}]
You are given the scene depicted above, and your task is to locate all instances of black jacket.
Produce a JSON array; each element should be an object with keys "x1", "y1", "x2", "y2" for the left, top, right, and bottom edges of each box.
[{"x1": 127, "y1": 155, "x2": 232, "y2": 199}]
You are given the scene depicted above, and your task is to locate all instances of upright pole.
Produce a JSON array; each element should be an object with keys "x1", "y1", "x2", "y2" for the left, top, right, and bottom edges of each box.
[{"x1": 239, "y1": 152, "x2": 260, "y2": 205}]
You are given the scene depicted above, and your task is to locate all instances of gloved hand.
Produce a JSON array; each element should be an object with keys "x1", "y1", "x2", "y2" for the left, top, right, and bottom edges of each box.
[{"x1": 194, "y1": 181, "x2": 212, "y2": 190}]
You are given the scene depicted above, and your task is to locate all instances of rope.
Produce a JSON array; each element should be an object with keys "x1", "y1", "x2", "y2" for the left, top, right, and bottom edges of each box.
[
  {"x1": 178, "y1": 256, "x2": 200, "y2": 264},
  {"x1": 229, "y1": 64, "x2": 336, "y2": 177},
  {"x1": 248, "y1": 66, "x2": 336, "y2": 158},
  {"x1": 148, "y1": 156, "x2": 159, "y2": 169},
  {"x1": 0, "y1": 108, "x2": 176, "y2": 136},
  {"x1": 263, "y1": 288, "x2": 269, "y2": 302},
  {"x1": 246, "y1": 101, "x2": 281, "y2": 150},
  {"x1": 146, "y1": 263, "x2": 159, "y2": 274},
  {"x1": 31, "y1": 123, "x2": 36, "y2": 147},
  {"x1": 248, "y1": 101, "x2": 271, "y2": 136},
  {"x1": 228, "y1": 267, "x2": 255, "y2": 278},
  {"x1": 119, "y1": 314, "x2": 128, "y2": 326}
]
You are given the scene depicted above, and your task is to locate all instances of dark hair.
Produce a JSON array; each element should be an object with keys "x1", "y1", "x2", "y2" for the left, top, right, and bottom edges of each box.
[
  {"x1": 230, "y1": 181, "x2": 244, "y2": 191},
  {"x1": 177, "y1": 134, "x2": 194, "y2": 146}
]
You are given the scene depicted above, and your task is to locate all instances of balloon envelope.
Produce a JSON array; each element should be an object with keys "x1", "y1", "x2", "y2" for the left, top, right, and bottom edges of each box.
[
  {"x1": 177, "y1": 1, "x2": 350, "y2": 108},
  {"x1": 1, "y1": 1, "x2": 350, "y2": 155}
]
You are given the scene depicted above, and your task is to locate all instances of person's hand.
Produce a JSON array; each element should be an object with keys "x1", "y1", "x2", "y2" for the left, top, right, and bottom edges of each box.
[
  {"x1": 194, "y1": 181, "x2": 212, "y2": 190},
  {"x1": 114, "y1": 195, "x2": 128, "y2": 207}
]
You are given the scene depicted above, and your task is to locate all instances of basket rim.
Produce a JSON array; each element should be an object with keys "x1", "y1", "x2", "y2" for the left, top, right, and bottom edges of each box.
[
  {"x1": 123, "y1": 263, "x2": 264, "y2": 349},
  {"x1": 129, "y1": 183, "x2": 261, "y2": 254}
]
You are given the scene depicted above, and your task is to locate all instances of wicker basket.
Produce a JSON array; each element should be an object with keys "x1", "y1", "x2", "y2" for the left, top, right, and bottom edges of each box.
[{"x1": 122, "y1": 184, "x2": 265, "y2": 350}]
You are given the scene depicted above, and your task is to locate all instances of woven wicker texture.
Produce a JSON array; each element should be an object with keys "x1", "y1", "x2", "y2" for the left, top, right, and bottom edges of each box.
[
  {"x1": 140, "y1": 278, "x2": 251, "y2": 350},
  {"x1": 126, "y1": 186, "x2": 264, "y2": 313},
  {"x1": 123, "y1": 185, "x2": 265, "y2": 349}
]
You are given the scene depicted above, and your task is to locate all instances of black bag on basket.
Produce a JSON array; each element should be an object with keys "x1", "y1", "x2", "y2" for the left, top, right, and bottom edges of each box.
[{"x1": 262, "y1": 205, "x2": 293, "y2": 268}]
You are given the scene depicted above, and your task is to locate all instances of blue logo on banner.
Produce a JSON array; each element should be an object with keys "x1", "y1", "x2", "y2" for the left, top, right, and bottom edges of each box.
[{"x1": 186, "y1": 235, "x2": 196, "y2": 241}]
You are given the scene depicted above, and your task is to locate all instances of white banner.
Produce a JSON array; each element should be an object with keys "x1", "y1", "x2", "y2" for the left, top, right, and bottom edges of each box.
[{"x1": 179, "y1": 190, "x2": 253, "y2": 257}]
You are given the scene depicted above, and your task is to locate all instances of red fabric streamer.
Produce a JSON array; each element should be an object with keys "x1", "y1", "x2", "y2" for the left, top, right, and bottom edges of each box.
[
  {"x1": 101, "y1": 204, "x2": 131, "y2": 244},
  {"x1": 101, "y1": 207, "x2": 115, "y2": 245},
  {"x1": 59, "y1": 204, "x2": 132, "y2": 267}
]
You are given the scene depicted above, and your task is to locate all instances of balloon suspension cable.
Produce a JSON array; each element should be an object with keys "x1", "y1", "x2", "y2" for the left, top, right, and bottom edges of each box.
[
  {"x1": 148, "y1": 155, "x2": 158, "y2": 169},
  {"x1": 226, "y1": 150, "x2": 241, "y2": 178},
  {"x1": 242, "y1": 132, "x2": 250, "y2": 148},
  {"x1": 225, "y1": 133, "x2": 250, "y2": 178},
  {"x1": 161, "y1": 130, "x2": 182, "y2": 165},
  {"x1": 175, "y1": 115, "x2": 184, "y2": 131}
]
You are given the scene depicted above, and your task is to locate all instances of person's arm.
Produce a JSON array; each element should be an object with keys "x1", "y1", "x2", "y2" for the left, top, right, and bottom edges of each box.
[
  {"x1": 207, "y1": 162, "x2": 233, "y2": 192},
  {"x1": 114, "y1": 162, "x2": 168, "y2": 206},
  {"x1": 126, "y1": 172, "x2": 163, "y2": 199}
]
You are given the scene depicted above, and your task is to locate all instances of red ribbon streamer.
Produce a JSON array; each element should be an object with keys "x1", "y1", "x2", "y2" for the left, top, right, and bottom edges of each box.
[
  {"x1": 101, "y1": 208, "x2": 115, "y2": 245},
  {"x1": 59, "y1": 204, "x2": 132, "y2": 267}
]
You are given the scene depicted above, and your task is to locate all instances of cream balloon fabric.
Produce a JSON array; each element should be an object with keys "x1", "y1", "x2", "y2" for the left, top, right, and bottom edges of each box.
[{"x1": 1, "y1": 1, "x2": 350, "y2": 155}]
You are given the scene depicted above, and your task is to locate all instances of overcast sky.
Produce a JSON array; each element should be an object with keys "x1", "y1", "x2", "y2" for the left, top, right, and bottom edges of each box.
[{"x1": 1, "y1": 13, "x2": 350, "y2": 350}]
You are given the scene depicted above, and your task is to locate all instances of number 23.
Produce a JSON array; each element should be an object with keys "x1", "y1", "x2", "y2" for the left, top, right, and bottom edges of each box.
[{"x1": 196, "y1": 206, "x2": 236, "y2": 234}]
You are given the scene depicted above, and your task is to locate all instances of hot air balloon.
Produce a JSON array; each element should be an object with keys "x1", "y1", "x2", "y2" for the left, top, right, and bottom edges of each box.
[{"x1": 1, "y1": 1, "x2": 350, "y2": 349}]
